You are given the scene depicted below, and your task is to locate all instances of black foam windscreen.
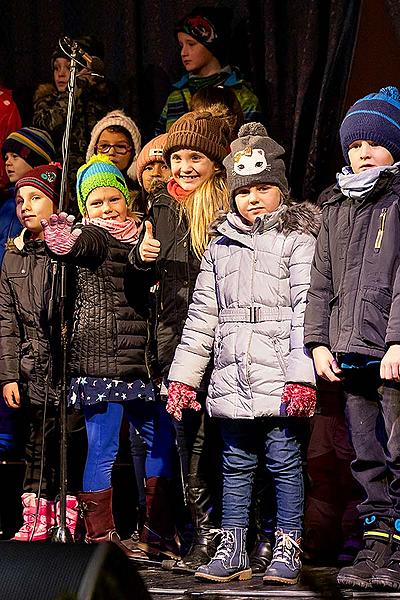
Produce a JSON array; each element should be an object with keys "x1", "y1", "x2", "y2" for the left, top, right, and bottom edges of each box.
[{"x1": 0, "y1": 541, "x2": 152, "y2": 600}]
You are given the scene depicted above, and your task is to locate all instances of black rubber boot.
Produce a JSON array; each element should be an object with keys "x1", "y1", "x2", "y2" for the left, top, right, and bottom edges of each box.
[
  {"x1": 249, "y1": 530, "x2": 274, "y2": 574},
  {"x1": 337, "y1": 517, "x2": 392, "y2": 590},
  {"x1": 372, "y1": 519, "x2": 400, "y2": 590},
  {"x1": 179, "y1": 474, "x2": 217, "y2": 572}
]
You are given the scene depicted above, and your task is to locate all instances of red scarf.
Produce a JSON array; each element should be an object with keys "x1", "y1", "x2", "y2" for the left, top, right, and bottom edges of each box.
[
  {"x1": 82, "y1": 216, "x2": 141, "y2": 245},
  {"x1": 167, "y1": 179, "x2": 191, "y2": 203}
]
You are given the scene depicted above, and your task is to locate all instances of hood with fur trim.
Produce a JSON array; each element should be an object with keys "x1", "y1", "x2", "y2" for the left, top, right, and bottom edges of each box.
[
  {"x1": 86, "y1": 110, "x2": 141, "y2": 182},
  {"x1": 209, "y1": 201, "x2": 321, "y2": 238}
]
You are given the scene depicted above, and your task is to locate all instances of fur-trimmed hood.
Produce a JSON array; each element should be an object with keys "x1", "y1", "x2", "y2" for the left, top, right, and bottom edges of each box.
[{"x1": 209, "y1": 201, "x2": 321, "y2": 238}]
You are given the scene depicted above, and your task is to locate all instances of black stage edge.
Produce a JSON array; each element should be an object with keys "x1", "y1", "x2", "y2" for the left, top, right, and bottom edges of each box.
[{"x1": 141, "y1": 566, "x2": 400, "y2": 599}]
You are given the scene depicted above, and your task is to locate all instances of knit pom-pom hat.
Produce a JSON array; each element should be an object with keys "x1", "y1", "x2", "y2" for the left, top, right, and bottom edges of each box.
[
  {"x1": 2, "y1": 127, "x2": 55, "y2": 168},
  {"x1": 86, "y1": 110, "x2": 141, "y2": 182},
  {"x1": 223, "y1": 122, "x2": 289, "y2": 205},
  {"x1": 76, "y1": 155, "x2": 131, "y2": 215},
  {"x1": 15, "y1": 162, "x2": 62, "y2": 205},
  {"x1": 136, "y1": 134, "x2": 168, "y2": 187},
  {"x1": 163, "y1": 103, "x2": 231, "y2": 165},
  {"x1": 340, "y1": 86, "x2": 400, "y2": 163}
]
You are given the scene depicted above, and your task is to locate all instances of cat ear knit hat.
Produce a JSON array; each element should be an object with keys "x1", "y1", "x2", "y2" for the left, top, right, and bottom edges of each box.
[
  {"x1": 163, "y1": 104, "x2": 231, "y2": 165},
  {"x1": 86, "y1": 110, "x2": 141, "y2": 182},
  {"x1": 340, "y1": 86, "x2": 400, "y2": 163},
  {"x1": 223, "y1": 122, "x2": 289, "y2": 205},
  {"x1": 76, "y1": 155, "x2": 131, "y2": 215},
  {"x1": 2, "y1": 127, "x2": 55, "y2": 168}
]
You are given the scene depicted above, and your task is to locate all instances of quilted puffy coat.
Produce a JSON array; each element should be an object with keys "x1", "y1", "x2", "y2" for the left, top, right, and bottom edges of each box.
[
  {"x1": 67, "y1": 225, "x2": 153, "y2": 381},
  {"x1": 0, "y1": 231, "x2": 62, "y2": 403},
  {"x1": 169, "y1": 203, "x2": 320, "y2": 418}
]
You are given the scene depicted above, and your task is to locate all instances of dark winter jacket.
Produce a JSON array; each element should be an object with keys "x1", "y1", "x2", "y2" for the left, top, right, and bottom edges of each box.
[
  {"x1": 0, "y1": 230, "x2": 61, "y2": 403},
  {"x1": 33, "y1": 81, "x2": 113, "y2": 213},
  {"x1": 304, "y1": 170, "x2": 400, "y2": 358},
  {"x1": 68, "y1": 225, "x2": 152, "y2": 381},
  {"x1": 130, "y1": 184, "x2": 201, "y2": 377}
]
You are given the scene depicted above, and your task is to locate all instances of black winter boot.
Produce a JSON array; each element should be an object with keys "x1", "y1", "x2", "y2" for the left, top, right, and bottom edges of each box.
[
  {"x1": 372, "y1": 519, "x2": 400, "y2": 590},
  {"x1": 249, "y1": 529, "x2": 274, "y2": 574},
  {"x1": 179, "y1": 474, "x2": 217, "y2": 571},
  {"x1": 337, "y1": 517, "x2": 392, "y2": 589}
]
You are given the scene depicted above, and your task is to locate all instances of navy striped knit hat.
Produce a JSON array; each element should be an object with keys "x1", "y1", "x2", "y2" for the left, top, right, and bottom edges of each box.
[
  {"x1": 2, "y1": 127, "x2": 55, "y2": 168},
  {"x1": 340, "y1": 86, "x2": 400, "y2": 163},
  {"x1": 15, "y1": 163, "x2": 62, "y2": 204}
]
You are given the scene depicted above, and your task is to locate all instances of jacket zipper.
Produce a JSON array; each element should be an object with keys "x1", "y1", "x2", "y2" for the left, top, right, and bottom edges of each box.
[{"x1": 374, "y1": 208, "x2": 387, "y2": 251}]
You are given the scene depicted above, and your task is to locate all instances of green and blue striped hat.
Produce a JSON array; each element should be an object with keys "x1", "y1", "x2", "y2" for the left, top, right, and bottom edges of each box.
[{"x1": 76, "y1": 155, "x2": 131, "y2": 215}]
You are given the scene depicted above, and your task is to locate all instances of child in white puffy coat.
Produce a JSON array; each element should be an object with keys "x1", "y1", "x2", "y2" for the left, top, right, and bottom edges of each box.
[{"x1": 167, "y1": 123, "x2": 320, "y2": 584}]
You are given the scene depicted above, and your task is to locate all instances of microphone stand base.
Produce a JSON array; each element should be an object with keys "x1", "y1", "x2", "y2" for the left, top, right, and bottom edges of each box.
[{"x1": 51, "y1": 526, "x2": 73, "y2": 543}]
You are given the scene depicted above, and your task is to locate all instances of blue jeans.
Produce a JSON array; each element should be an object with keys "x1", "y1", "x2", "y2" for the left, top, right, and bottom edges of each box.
[
  {"x1": 343, "y1": 368, "x2": 400, "y2": 518},
  {"x1": 220, "y1": 418, "x2": 304, "y2": 531},
  {"x1": 83, "y1": 400, "x2": 175, "y2": 492}
]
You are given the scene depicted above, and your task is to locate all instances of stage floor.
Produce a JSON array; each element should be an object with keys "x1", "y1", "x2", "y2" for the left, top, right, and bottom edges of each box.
[{"x1": 140, "y1": 565, "x2": 400, "y2": 599}]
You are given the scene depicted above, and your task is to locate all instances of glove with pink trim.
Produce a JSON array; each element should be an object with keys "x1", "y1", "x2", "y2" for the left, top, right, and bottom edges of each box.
[
  {"x1": 166, "y1": 381, "x2": 201, "y2": 421},
  {"x1": 281, "y1": 383, "x2": 317, "y2": 417},
  {"x1": 41, "y1": 212, "x2": 82, "y2": 255}
]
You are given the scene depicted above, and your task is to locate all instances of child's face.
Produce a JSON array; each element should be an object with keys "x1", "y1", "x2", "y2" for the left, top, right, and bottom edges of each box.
[
  {"x1": 170, "y1": 149, "x2": 216, "y2": 193},
  {"x1": 16, "y1": 185, "x2": 57, "y2": 238},
  {"x1": 95, "y1": 129, "x2": 133, "y2": 174},
  {"x1": 86, "y1": 186, "x2": 128, "y2": 222},
  {"x1": 4, "y1": 152, "x2": 32, "y2": 184},
  {"x1": 234, "y1": 184, "x2": 282, "y2": 224},
  {"x1": 177, "y1": 32, "x2": 216, "y2": 76},
  {"x1": 142, "y1": 161, "x2": 171, "y2": 193},
  {"x1": 348, "y1": 140, "x2": 394, "y2": 174},
  {"x1": 53, "y1": 58, "x2": 71, "y2": 92}
]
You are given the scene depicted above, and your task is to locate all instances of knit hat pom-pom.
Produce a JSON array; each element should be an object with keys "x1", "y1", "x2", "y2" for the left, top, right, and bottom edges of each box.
[
  {"x1": 380, "y1": 86, "x2": 400, "y2": 102},
  {"x1": 238, "y1": 122, "x2": 268, "y2": 138}
]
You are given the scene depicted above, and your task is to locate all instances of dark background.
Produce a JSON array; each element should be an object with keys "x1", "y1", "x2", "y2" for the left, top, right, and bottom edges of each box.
[{"x1": 1, "y1": 0, "x2": 399, "y2": 200}]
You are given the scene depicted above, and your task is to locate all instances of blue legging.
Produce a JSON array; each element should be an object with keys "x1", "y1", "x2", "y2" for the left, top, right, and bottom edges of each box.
[{"x1": 83, "y1": 400, "x2": 175, "y2": 492}]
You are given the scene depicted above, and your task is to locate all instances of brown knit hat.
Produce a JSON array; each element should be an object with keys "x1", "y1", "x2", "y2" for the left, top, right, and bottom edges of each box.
[
  {"x1": 136, "y1": 134, "x2": 168, "y2": 187},
  {"x1": 164, "y1": 104, "x2": 231, "y2": 165}
]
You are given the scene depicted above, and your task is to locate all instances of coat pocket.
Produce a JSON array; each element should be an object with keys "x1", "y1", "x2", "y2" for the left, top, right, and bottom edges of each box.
[
  {"x1": 359, "y1": 288, "x2": 392, "y2": 348},
  {"x1": 272, "y1": 338, "x2": 287, "y2": 376},
  {"x1": 328, "y1": 294, "x2": 340, "y2": 347},
  {"x1": 20, "y1": 340, "x2": 36, "y2": 380}
]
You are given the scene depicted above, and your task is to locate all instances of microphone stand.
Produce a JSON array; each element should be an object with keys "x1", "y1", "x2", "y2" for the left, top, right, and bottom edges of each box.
[{"x1": 51, "y1": 41, "x2": 79, "y2": 543}]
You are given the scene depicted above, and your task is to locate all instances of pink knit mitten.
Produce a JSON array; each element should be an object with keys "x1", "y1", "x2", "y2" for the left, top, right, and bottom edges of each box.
[
  {"x1": 166, "y1": 381, "x2": 201, "y2": 421},
  {"x1": 281, "y1": 383, "x2": 317, "y2": 417},
  {"x1": 41, "y1": 212, "x2": 82, "y2": 255}
]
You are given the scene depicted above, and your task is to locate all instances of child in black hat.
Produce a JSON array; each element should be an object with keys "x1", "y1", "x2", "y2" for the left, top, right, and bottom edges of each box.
[{"x1": 156, "y1": 6, "x2": 262, "y2": 134}]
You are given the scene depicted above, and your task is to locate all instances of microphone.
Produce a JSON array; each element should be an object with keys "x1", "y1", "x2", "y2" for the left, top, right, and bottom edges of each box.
[{"x1": 61, "y1": 36, "x2": 104, "y2": 74}]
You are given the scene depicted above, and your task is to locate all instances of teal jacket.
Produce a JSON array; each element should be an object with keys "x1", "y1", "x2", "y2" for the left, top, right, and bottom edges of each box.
[{"x1": 156, "y1": 66, "x2": 263, "y2": 134}]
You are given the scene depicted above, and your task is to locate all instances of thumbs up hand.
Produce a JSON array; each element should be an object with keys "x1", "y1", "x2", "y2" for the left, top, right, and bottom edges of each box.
[{"x1": 139, "y1": 221, "x2": 161, "y2": 262}]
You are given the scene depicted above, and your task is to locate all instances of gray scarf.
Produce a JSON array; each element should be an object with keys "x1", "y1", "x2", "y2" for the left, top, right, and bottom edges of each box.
[{"x1": 337, "y1": 162, "x2": 400, "y2": 199}]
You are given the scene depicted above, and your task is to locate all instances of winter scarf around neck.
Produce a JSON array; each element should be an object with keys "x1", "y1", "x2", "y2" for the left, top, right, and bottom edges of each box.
[
  {"x1": 337, "y1": 162, "x2": 400, "y2": 199},
  {"x1": 167, "y1": 179, "x2": 191, "y2": 203},
  {"x1": 82, "y1": 216, "x2": 141, "y2": 245}
]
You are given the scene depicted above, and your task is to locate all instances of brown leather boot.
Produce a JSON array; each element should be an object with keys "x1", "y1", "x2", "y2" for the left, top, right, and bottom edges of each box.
[
  {"x1": 78, "y1": 488, "x2": 148, "y2": 560},
  {"x1": 137, "y1": 477, "x2": 181, "y2": 559}
]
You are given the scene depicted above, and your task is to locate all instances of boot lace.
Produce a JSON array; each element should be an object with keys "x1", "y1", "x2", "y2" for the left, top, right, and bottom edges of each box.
[
  {"x1": 270, "y1": 532, "x2": 301, "y2": 568},
  {"x1": 211, "y1": 529, "x2": 235, "y2": 562}
]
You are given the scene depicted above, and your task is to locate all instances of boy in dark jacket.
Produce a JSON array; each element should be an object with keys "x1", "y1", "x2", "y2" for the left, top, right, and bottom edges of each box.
[
  {"x1": 304, "y1": 86, "x2": 400, "y2": 591},
  {"x1": 0, "y1": 163, "x2": 79, "y2": 542}
]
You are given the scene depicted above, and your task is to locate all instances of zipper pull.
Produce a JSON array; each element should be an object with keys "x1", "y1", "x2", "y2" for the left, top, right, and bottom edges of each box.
[{"x1": 374, "y1": 208, "x2": 387, "y2": 251}]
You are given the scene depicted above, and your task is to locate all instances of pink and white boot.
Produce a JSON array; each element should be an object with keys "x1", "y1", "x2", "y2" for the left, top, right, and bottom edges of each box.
[
  {"x1": 55, "y1": 495, "x2": 81, "y2": 540},
  {"x1": 13, "y1": 493, "x2": 55, "y2": 542}
]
